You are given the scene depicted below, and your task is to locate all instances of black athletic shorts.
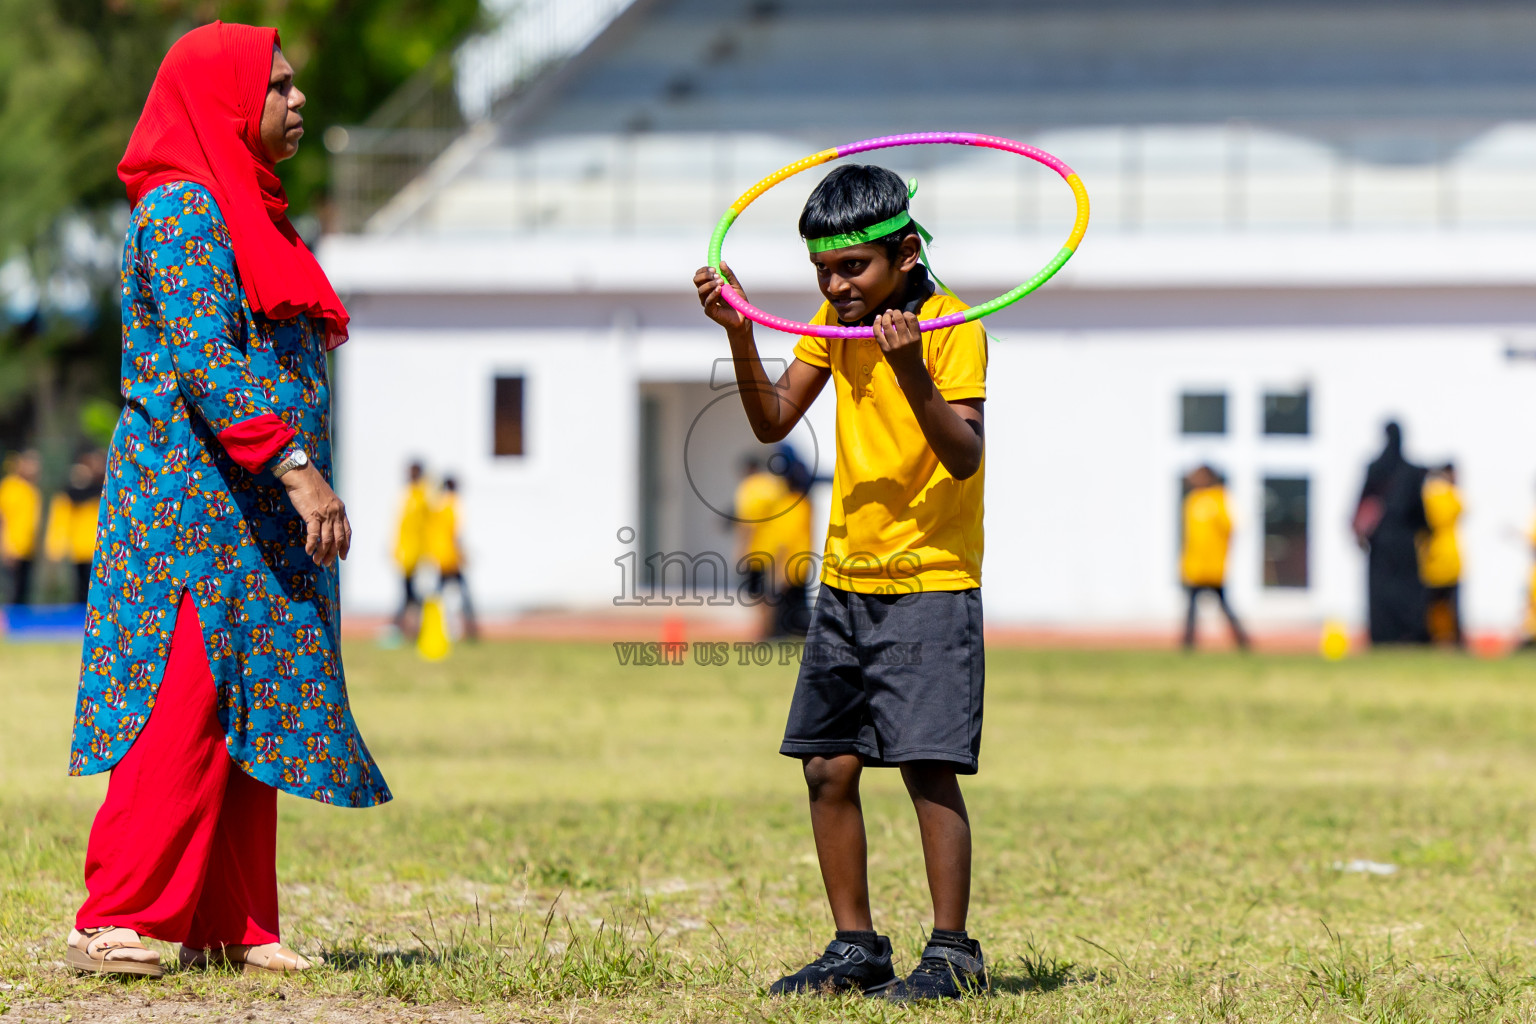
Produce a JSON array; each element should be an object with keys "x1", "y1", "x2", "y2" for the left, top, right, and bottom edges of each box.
[{"x1": 780, "y1": 584, "x2": 985, "y2": 773}]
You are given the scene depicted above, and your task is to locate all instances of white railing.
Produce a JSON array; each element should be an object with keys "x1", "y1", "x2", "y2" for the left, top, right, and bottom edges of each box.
[
  {"x1": 455, "y1": 0, "x2": 636, "y2": 121},
  {"x1": 396, "y1": 121, "x2": 1536, "y2": 237}
]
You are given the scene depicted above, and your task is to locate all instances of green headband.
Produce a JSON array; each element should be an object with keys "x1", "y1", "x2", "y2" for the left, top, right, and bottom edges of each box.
[
  {"x1": 805, "y1": 178, "x2": 932, "y2": 253},
  {"x1": 801, "y1": 179, "x2": 968, "y2": 318},
  {"x1": 805, "y1": 210, "x2": 932, "y2": 253}
]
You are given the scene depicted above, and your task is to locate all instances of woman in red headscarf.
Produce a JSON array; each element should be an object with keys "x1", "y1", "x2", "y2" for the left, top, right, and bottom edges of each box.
[{"x1": 64, "y1": 22, "x2": 390, "y2": 978}]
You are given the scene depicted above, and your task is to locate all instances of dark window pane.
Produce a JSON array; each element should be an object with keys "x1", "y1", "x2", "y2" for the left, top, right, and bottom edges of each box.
[
  {"x1": 1262, "y1": 476, "x2": 1308, "y2": 588},
  {"x1": 1264, "y1": 389, "x2": 1310, "y2": 435},
  {"x1": 493, "y1": 376, "x2": 525, "y2": 456},
  {"x1": 1181, "y1": 392, "x2": 1226, "y2": 435}
]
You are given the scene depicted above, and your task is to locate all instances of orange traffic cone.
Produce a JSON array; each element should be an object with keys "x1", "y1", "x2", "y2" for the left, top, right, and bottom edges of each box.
[{"x1": 660, "y1": 616, "x2": 687, "y2": 660}]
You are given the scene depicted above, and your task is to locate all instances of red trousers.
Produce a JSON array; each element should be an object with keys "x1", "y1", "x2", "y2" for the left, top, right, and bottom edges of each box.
[{"x1": 76, "y1": 595, "x2": 280, "y2": 947}]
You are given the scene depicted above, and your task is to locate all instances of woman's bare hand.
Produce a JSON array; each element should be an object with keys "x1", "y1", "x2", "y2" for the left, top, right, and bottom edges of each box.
[{"x1": 281, "y1": 463, "x2": 351, "y2": 567}]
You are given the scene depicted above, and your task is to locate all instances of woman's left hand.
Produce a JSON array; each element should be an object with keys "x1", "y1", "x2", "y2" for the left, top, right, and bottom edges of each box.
[{"x1": 280, "y1": 464, "x2": 351, "y2": 567}]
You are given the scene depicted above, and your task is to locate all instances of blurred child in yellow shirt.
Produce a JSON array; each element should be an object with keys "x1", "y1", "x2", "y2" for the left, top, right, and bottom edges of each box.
[
  {"x1": 1181, "y1": 465, "x2": 1249, "y2": 650},
  {"x1": 1520, "y1": 491, "x2": 1536, "y2": 649},
  {"x1": 1417, "y1": 463, "x2": 1464, "y2": 647},
  {"x1": 0, "y1": 450, "x2": 43, "y2": 606},
  {"x1": 428, "y1": 475, "x2": 478, "y2": 641},
  {"x1": 392, "y1": 461, "x2": 430, "y2": 634},
  {"x1": 733, "y1": 455, "x2": 790, "y2": 639},
  {"x1": 45, "y1": 452, "x2": 106, "y2": 604},
  {"x1": 768, "y1": 446, "x2": 816, "y2": 636}
]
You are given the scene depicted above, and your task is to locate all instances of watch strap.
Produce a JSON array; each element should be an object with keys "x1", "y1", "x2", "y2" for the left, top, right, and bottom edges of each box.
[{"x1": 270, "y1": 442, "x2": 307, "y2": 478}]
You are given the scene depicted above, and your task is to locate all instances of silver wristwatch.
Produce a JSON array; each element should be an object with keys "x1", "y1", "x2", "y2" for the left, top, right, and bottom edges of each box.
[{"x1": 272, "y1": 448, "x2": 310, "y2": 478}]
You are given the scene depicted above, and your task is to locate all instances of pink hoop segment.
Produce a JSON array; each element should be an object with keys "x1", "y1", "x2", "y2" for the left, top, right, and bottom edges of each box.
[{"x1": 706, "y1": 132, "x2": 1090, "y2": 339}]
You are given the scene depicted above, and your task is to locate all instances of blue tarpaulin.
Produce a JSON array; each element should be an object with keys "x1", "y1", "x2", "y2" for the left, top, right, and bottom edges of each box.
[{"x1": 2, "y1": 604, "x2": 87, "y2": 641}]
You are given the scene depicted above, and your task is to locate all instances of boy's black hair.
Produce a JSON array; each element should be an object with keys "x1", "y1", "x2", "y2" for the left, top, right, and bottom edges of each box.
[{"x1": 799, "y1": 164, "x2": 921, "y2": 259}]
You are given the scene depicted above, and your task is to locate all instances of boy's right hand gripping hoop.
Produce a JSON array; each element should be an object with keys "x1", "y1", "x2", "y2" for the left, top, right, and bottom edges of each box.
[{"x1": 706, "y1": 132, "x2": 1090, "y2": 340}]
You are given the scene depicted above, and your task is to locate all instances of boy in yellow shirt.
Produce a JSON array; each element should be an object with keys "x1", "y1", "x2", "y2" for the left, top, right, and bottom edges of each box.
[
  {"x1": 1180, "y1": 465, "x2": 1249, "y2": 650},
  {"x1": 44, "y1": 453, "x2": 106, "y2": 604},
  {"x1": 770, "y1": 446, "x2": 817, "y2": 636},
  {"x1": 392, "y1": 461, "x2": 430, "y2": 634},
  {"x1": 733, "y1": 455, "x2": 790, "y2": 639},
  {"x1": 694, "y1": 164, "x2": 988, "y2": 1000},
  {"x1": 1417, "y1": 463, "x2": 1464, "y2": 646},
  {"x1": 427, "y1": 476, "x2": 478, "y2": 641},
  {"x1": 0, "y1": 450, "x2": 43, "y2": 606},
  {"x1": 1523, "y1": 506, "x2": 1536, "y2": 649}
]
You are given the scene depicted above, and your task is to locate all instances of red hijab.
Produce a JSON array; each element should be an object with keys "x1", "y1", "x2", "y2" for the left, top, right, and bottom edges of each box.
[{"x1": 119, "y1": 21, "x2": 348, "y2": 346}]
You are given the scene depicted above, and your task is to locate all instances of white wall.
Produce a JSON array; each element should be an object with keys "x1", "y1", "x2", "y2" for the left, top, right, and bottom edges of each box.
[
  {"x1": 325, "y1": 230, "x2": 1536, "y2": 631},
  {"x1": 335, "y1": 318, "x2": 835, "y2": 616},
  {"x1": 984, "y1": 327, "x2": 1536, "y2": 631},
  {"x1": 336, "y1": 325, "x2": 638, "y2": 614},
  {"x1": 338, "y1": 318, "x2": 1536, "y2": 632}
]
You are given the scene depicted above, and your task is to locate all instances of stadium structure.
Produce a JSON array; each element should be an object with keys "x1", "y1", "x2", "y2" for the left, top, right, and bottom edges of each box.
[{"x1": 323, "y1": 0, "x2": 1536, "y2": 637}]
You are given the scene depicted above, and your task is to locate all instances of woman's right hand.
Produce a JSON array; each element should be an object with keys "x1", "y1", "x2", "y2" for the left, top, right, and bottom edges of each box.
[
  {"x1": 281, "y1": 463, "x2": 351, "y2": 567},
  {"x1": 693, "y1": 263, "x2": 749, "y2": 331}
]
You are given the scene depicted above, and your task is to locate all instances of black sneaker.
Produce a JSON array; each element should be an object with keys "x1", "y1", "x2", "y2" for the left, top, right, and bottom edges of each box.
[
  {"x1": 768, "y1": 936, "x2": 898, "y2": 996},
  {"x1": 887, "y1": 940, "x2": 988, "y2": 1000}
]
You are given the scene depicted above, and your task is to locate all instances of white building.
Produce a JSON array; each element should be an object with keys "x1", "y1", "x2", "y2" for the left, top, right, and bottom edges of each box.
[{"x1": 322, "y1": 0, "x2": 1536, "y2": 637}]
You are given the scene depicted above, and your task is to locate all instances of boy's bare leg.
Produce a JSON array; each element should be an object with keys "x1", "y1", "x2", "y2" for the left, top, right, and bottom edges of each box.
[
  {"x1": 803, "y1": 754, "x2": 872, "y2": 931},
  {"x1": 900, "y1": 761, "x2": 971, "y2": 932}
]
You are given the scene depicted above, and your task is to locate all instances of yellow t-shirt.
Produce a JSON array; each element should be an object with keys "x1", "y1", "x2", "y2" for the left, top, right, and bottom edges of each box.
[
  {"x1": 427, "y1": 494, "x2": 462, "y2": 574},
  {"x1": 792, "y1": 290, "x2": 987, "y2": 593},
  {"x1": 1417, "y1": 478, "x2": 1462, "y2": 587},
  {"x1": 45, "y1": 494, "x2": 99, "y2": 564},
  {"x1": 775, "y1": 489, "x2": 816, "y2": 587},
  {"x1": 394, "y1": 482, "x2": 431, "y2": 572},
  {"x1": 1181, "y1": 485, "x2": 1231, "y2": 587},
  {"x1": 734, "y1": 471, "x2": 790, "y2": 561},
  {"x1": 0, "y1": 474, "x2": 41, "y2": 560},
  {"x1": 1525, "y1": 514, "x2": 1536, "y2": 633}
]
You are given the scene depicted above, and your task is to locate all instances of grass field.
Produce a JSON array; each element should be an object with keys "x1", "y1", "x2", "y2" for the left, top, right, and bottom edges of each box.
[{"x1": 7, "y1": 640, "x2": 1536, "y2": 1021}]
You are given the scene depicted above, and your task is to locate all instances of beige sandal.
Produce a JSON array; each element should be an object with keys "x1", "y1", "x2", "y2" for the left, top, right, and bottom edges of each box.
[
  {"x1": 66, "y1": 927, "x2": 164, "y2": 977},
  {"x1": 180, "y1": 942, "x2": 322, "y2": 974}
]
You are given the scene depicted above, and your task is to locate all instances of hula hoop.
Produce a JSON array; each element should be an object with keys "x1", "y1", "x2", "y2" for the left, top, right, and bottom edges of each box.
[{"x1": 706, "y1": 132, "x2": 1090, "y2": 339}]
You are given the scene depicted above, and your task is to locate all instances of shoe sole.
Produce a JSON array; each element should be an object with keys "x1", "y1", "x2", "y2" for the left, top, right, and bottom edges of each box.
[
  {"x1": 66, "y1": 946, "x2": 164, "y2": 978},
  {"x1": 885, "y1": 981, "x2": 989, "y2": 1001},
  {"x1": 768, "y1": 976, "x2": 899, "y2": 997}
]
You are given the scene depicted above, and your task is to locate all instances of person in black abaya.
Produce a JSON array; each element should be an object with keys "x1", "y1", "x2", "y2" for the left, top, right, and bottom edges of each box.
[{"x1": 1353, "y1": 422, "x2": 1430, "y2": 644}]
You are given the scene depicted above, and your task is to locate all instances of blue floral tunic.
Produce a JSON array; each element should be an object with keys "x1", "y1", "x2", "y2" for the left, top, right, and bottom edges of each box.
[{"x1": 70, "y1": 181, "x2": 391, "y2": 808}]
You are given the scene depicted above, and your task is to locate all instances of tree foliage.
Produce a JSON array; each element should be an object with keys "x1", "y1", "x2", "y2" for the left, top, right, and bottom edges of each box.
[{"x1": 0, "y1": 0, "x2": 482, "y2": 457}]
